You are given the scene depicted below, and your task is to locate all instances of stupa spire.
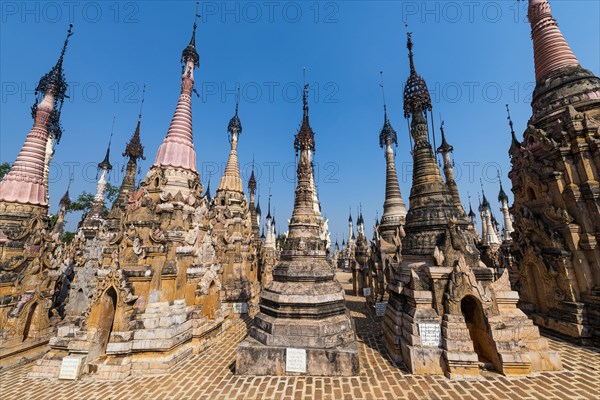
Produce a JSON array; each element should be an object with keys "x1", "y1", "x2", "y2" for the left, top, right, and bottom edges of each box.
[
  {"x1": 436, "y1": 120, "x2": 466, "y2": 216},
  {"x1": 153, "y1": 3, "x2": 200, "y2": 172},
  {"x1": 403, "y1": 24, "x2": 432, "y2": 120},
  {"x1": 237, "y1": 81, "x2": 359, "y2": 376},
  {"x1": 98, "y1": 118, "x2": 114, "y2": 173},
  {"x1": 124, "y1": 84, "x2": 146, "y2": 162},
  {"x1": 88, "y1": 120, "x2": 114, "y2": 219},
  {"x1": 401, "y1": 29, "x2": 467, "y2": 256},
  {"x1": 506, "y1": 104, "x2": 520, "y2": 147},
  {"x1": 248, "y1": 160, "x2": 257, "y2": 194},
  {"x1": 528, "y1": 0, "x2": 579, "y2": 81},
  {"x1": 111, "y1": 88, "x2": 146, "y2": 213},
  {"x1": 378, "y1": 72, "x2": 407, "y2": 242},
  {"x1": 0, "y1": 24, "x2": 73, "y2": 207},
  {"x1": 217, "y1": 89, "x2": 243, "y2": 193}
]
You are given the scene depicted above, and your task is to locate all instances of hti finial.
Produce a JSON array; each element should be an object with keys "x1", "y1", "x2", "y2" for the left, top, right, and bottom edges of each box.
[
  {"x1": 227, "y1": 84, "x2": 243, "y2": 136},
  {"x1": 193, "y1": 1, "x2": 200, "y2": 36},
  {"x1": 98, "y1": 117, "x2": 115, "y2": 172},
  {"x1": 303, "y1": 84, "x2": 309, "y2": 119},
  {"x1": 139, "y1": 84, "x2": 146, "y2": 119},
  {"x1": 380, "y1": 71, "x2": 387, "y2": 115},
  {"x1": 109, "y1": 116, "x2": 115, "y2": 145},
  {"x1": 58, "y1": 23, "x2": 74, "y2": 67},
  {"x1": 505, "y1": 104, "x2": 519, "y2": 144},
  {"x1": 405, "y1": 22, "x2": 415, "y2": 73},
  {"x1": 182, "y1": 2, "x2": 200, "y2": 66}
]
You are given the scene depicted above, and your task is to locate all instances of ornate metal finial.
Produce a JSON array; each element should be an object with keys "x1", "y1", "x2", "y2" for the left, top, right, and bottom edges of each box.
[
  {"x1": 182, "y1": 2, "x2": 200, "y2": 67},
  {"x1": 379, "y1": 71, "x2": 398, "y2": 148},
  {"x1": 60, "y1": 173, "x2": 73, "y2": 207},
  {"x1": 98, "y1": 118, "x2": 115, "y2": 171},
  {"x1": 303, "y1": 83, "x2": 309, "y2": 119},
  {"x1": 403, "y1": 27, "x2": 432, "y2": 119},
  {"x1": 467, "y1": 191, "x2": 474, "y2": 215},
  {"x1": 123, "y1": 87, "x2": 146, "y2": 162},
  {"x1": 248, "y1": 155, "x2": 257, "y2": 191},
  {"x1": 405, "y1": 22, "x2": 415, "y2": 74},
  {"x1": 267, "y1": 191, "x2": 272, "y2": 219},
  {"x1": 497, "y1": 169, "x2": 508, "y2": 202},
  {"x1": 479, "y1": 179, "x2": 490, "y2": 209},
  {"x1": 294, "y1": 81, "x2": 315, "y2": 153},
  {"x1": 32, "y1": 23, "x2": 74, "y2": 144},
  {"x1": 380, "y1": 71, "x2": 387, "y2": 113},
  {"x1": 436, "y1": 118, "x2": 453, "y2": 154},
  {"x1": 139, "y1": 84, "x2": 146, "y2": 119},
  {"x1": 505, "y1": 104, "x2": 519, "y2": 145},
  {"x1": 204, "y1": 177, "x2": 212, "y2": 202},
  {"x1": 228, "y1": 85, "x2": 243, "y2": 137}
]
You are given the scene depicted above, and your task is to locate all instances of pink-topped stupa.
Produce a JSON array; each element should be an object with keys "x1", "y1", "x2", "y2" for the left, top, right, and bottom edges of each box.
[
  {"x1": 0, "y1": 24, "x2": 73, "y2": 208},
  {"x1": 152, "y1": 21, "x2": 199, "y2": 173},
  {"x1": 528, "y1": 0, "x2": 579, "y2": 81}
]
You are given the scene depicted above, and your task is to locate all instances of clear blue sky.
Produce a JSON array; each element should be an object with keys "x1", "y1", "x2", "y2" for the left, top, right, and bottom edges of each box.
[{"x1": 1, "y1": 1, "x2": 599, "y2": 243}]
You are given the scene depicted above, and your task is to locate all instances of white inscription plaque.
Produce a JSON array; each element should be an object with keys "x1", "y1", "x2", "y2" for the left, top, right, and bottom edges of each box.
[
  {"x1": 375, "y1": 301, "x2": 387, "y2": 317},
  {"x1": 418, "y1": 323, "x2": 442, "y2": 347},
  {"x1": 232, "y1": 302, "x2": 248, "y2": 314},
  {"x1": 286, "y1": 348, "x2": 307, "y2": 373},
  {"x1": 363, "y1": 288, "x2": 371, "y2": 297},
  {"x1": 59, "y1": 355, "x2": 86, "y2": 380}
]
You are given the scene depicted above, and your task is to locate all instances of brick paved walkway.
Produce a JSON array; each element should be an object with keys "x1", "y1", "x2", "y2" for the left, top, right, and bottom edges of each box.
[{"x1": 1, "y1": 271, "x2": 599, "y2": 399}]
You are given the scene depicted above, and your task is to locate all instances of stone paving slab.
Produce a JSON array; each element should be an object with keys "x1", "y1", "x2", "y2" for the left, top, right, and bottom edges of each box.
[{"x1": 1, "y1": 272, "x2": 599, "y2": 399}]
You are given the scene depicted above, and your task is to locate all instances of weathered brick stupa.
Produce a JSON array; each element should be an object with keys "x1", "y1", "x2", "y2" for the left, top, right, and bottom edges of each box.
[
  {"x1": 30, "y1": 8, "x2": 229, "y2": 380},
  {"x1": 367, "y1": 77, "x2": 408, "y2": 318},
  {"x1": 236, "y1": 85, "x2": 359, "y2": 376},
  {"x1": 382, "y1": 30, "x2": 562, "y2": 378},
  {"x1": 209, "y1": 97, "x2": 260, "y2": 316},
  {"x1": 509, "y1": 0, "x2": 600, "y2": 343},
  {"x1": 0, "y1": 24, "x2": 73, "y2": 369}
]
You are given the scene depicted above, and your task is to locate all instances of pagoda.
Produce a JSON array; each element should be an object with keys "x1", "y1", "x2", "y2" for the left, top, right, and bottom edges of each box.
[
  {"x1": 0, "y1": 24, "x2": 73, "y2": 368},
  {"x1": 31, "y1": 7, "x2": 228, "y2": 380},
  {"x1": 236, "y1": 85, "x2": 359, "y2": 376},
  {"x1": 209, "y1": 97, "x2": 260, "y2": 315},
  {"x1": 508, "y1": 0, "x2": 600, "y2": 343},
  {"x1": 382, "y1": 30, "x2": 561, "y2": 378}
]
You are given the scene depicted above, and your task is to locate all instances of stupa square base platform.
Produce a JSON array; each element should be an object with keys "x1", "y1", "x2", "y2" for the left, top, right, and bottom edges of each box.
[{"x1": 236, "y1": 335, "x2": 359, "y2": 376}]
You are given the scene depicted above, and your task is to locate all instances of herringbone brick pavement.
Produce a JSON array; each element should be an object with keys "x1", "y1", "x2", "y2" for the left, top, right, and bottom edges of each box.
[{"x1": 1, "y1": 272, "x2": 598, "y2": 399}]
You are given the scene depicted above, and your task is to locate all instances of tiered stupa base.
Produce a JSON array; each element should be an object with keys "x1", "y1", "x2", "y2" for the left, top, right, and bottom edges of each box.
[
  {"x1": 237, "y1": 333, "x2": 359, "y2": 376},
  {"x1": 383, "y1": 260, "x2": 563, "y2": 378}
]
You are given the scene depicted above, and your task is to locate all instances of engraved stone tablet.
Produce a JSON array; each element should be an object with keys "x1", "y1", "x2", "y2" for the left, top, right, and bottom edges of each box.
[
  {"x1": 59, "y1": 355, "x2": 86, "y2": 380},
  {"x1": 418, "y1": 322, "x2": 442, "y2": 347},
  {"x1": 286, "y1": 348, "x2": 307, "y2": 373},
  {"x1": 375, "y1": 301, "x2": 387, "y2": 317},
  {"x1": 233, "y1": 303, "x2": 248, "y2": 314},
  {"x1": 363, "y1": 288, "x2": 371, "y2": 297}
]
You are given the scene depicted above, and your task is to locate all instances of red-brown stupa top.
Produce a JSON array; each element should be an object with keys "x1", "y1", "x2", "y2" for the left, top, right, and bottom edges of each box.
[
  {"x1": 528, "y1": 0, "x2": 579, "y2": 81},
  {"x1": 0, "y1": 24, "x2": 73, "y2": 207},
  {"x1": 153, "y1": 17, "x2": 200, "y2": 173}
]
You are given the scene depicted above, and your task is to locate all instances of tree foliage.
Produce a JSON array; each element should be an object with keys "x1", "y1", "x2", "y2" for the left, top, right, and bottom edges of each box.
[
  {"x1": 276, "y1": 234, "x2": 287, "y2": 249},
  {"x1": 66, "y1": 183, "x2": 120, "y2": 217},
  {"x1": 0, "y1": 162, "x2": 10, "y2": 180}
]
